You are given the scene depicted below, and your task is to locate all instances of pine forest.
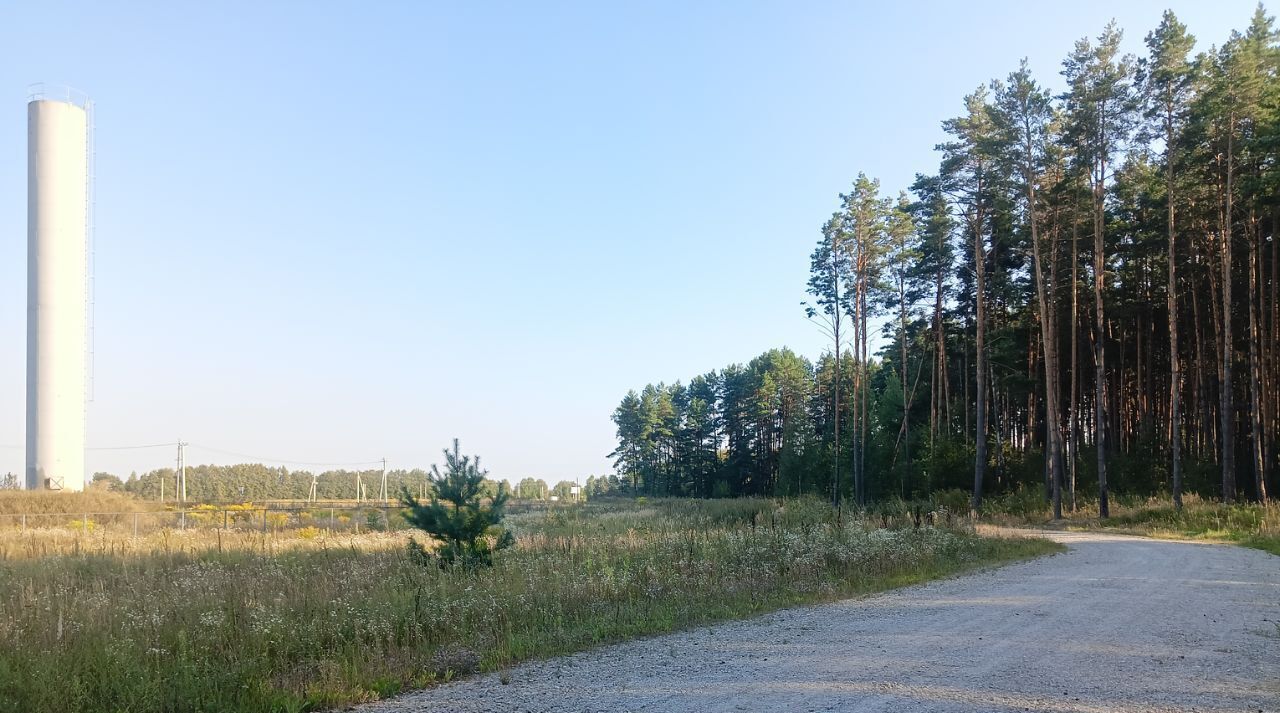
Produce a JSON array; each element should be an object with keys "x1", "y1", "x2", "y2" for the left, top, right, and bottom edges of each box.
[{"x1": 610, "y1": 8, "x2": 1280, "y2": 517}]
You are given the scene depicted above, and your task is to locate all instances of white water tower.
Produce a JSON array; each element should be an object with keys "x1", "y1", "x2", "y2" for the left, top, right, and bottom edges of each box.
[{"x1": 25, "y1": 85, "x2": 90, "y2": 491}]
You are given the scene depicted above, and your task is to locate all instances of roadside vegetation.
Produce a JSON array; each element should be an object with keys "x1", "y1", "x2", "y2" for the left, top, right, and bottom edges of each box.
[
  {"x1": 975, "y1": 490, "x2": 1280, "y2": 555},
  {"x1": 1064, "y1": 497, "x2": 1279, "y2": 555},
  {"x1": 0, "y1": 496, "x2": 1057, "y2": 713}
]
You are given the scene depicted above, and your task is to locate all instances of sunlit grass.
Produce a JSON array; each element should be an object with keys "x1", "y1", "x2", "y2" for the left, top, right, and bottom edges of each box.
[
  {"x1": 984, "y1": 491, "x2": 1280, "y2": 556},
  {"x1": 0, "y1": 496, "x2": 1059, "y2": 713}
]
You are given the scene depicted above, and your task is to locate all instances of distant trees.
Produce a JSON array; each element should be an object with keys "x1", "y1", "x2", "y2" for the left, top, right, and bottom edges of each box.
[
  {"x1": 551, "y1": 481, "x2": 578, "y2": 500},
  {"x1": 121, "y1": 463, "x2": 433, "y2": 502},
  {"x1": 584, "y1": 474, "x2": 626, "y2": 497},
  {"x1": 612, "y1": 7, "x2": 1279, "y2": 511},
  {"x1": 611, "y1": 348, "x2": 826, "y2": 498},
  {"x1": 514, "y1": 477, "x2": 549, "y2": 500},
  {"x1": 109, "y1": 463, "x2": 592, "y2": 505},
  {"x1": 90, "y1": 473, "x2": 124, "y2": 492}
]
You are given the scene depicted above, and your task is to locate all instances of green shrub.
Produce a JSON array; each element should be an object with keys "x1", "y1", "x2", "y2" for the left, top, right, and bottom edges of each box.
[
  {"x1": 401, "y1": 440, "x2": 514, "y2": 568},
  {"x1": 930, "y1": 488, "x2": 971, "y2": 515},
  {"x1": 987, "y1": 485, "x2": 1049, "y2": 519}
]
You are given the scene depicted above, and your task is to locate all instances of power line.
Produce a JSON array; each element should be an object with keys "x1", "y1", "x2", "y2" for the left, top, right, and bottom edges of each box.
[
  {"x1": 7, "y1": 440, "x2": 381, "y2": 468},
  {"x1": 87, "y1": 442, "x2": 178, "y2": 451}
]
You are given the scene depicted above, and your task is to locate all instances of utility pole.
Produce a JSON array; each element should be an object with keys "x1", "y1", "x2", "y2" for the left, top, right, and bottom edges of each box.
[
  {"x1": 379, "y1": 457, "x2": 388, "y2": 503},
  {"x1": 176, "y1": 440, "x2": 188, "y2": 530},
  {"x1": 177, "y1": 441, "x2": 188, "y2": 504},
  {"x1": 308, "y1": 473, "x2": 318, "y2": 503}
]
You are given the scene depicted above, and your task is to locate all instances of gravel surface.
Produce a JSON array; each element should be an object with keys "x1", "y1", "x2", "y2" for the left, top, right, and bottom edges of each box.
[{"x1": 357, "y1": 532, "x2": 1280, "y2": 713}]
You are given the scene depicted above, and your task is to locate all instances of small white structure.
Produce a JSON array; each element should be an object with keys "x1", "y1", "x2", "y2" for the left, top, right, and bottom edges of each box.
[{"x1": 25, "y1": 88, "x2": 90, "y2": 491}]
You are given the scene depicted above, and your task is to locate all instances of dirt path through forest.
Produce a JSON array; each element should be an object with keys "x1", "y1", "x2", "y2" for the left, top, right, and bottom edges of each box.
[{"x1": 360, "y1": 532, "x2": 1280, "y2": 712}]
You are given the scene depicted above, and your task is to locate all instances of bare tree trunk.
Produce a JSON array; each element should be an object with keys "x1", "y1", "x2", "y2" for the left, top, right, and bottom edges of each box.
[
  {"x1": 1192, "y1": 270, "x2": 1212, "y2": 461},
  {"x1": 1069, "y1": 216, "x2": 1080, "y2": 512},
  {"x1": 1221, "y1": 126, "x2": 1237, "y2": 504},
  {"x1": 1264, "y1": 208, "x2": 1274, "y2": 491},
  {"x1": 832, "y1": 249, "x2": 842, "y2": 509},
  {"x1": 859, "y1": 270, "x2": 869, "y2": 506},
  {"x1": 933, "y1": 262, "x2": 950, "y2": 446},
  {"x1": 931, "y1": 292, "x2": 939, "y2": 447},
  {"x1": 1029, "y1": 173, "x2": 1063, "y2": 518},
  {"x1": 1168, "y1": 144, "x2": 1182, "y2": 506},
  {"x1": 899, "y1": 273, "x2": 910, "y2": 498},
  {"x1": 1093, "y1": 165, "x2": 1110, "y2": 518},
  {"x1": 1264, "y1": 208, "x2": 1274, "y2": 499},
  {"x1": 851, "y1": 234, "x2": 864, "y2": 508},
  {"x1": 1249, "y1": 217, "x2": 1267, "y2": 503},
  {"x1": 972, "y1": 213, "x2": 988, "y2": 515},
  {"x1": 964, "y1": 330, "x2": 971, "y2": 444}
]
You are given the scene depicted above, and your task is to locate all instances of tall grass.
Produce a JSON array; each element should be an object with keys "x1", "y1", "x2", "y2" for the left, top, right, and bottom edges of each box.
[
  {"x1": 1082, "y1": 496, "x2": 1280, "y2": 554},
  {"x1": 0, "y1": 497, "x2": 1057, "y2": 713},
  {"x1": 0, "y1": 490, "x2": 159, "y2": 516},
  {"x1": 980, "y1": 490, "x2": 1280, "y2": 555}
]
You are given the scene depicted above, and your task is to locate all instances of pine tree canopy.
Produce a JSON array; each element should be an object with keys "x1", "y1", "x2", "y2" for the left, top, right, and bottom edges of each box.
[{"x1": 400, "y1": 439, "x2": 514, "y2": 567}]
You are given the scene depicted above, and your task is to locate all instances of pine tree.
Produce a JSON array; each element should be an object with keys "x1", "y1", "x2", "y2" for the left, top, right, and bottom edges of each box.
[
  {"x1": 1142, "y1": 10, "x2": 1196, "y2": 509},
  {"x1": 401, "y1": 439, "x2": 514, "y2": 568},
  {"x1": 805, "y1": 213, "x2": 851, "y2": 507},
  {"x1": 993, "y1": 59, "x2": 1066, "y2": 518},
  {"x1": 939, "y1": 86, "x2": 999, "y2": 513},
  {"x1": 1061, "y1": 22, "x2": 1138, "y2": 518}
]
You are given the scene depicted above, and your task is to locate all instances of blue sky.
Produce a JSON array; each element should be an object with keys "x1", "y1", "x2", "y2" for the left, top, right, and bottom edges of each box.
[{"x1": 0, "y1": 1, "x2": 1263, "y2": 482}]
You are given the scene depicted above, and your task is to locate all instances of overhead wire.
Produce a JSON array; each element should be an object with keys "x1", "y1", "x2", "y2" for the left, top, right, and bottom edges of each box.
[
  {"x1": 5, "y1": 440, "x2": 381, "y2": 468},
  {"x1": 87, "y1": 442, "x2": 178, "y2": 451}
]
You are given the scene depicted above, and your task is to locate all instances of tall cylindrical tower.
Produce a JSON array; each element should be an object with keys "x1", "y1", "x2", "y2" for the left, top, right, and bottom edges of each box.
[{"x1": 26, "y1": 95, "x2": 88, "y2": 492}]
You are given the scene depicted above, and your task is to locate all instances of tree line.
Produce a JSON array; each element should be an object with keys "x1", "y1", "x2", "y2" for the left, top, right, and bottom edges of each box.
[
  {"x1": 611, "y1": 7, "x2": 1279, "y2": 515},
  {"x1": 86, "y1": 465, "x2": 585, "y2": 504}
]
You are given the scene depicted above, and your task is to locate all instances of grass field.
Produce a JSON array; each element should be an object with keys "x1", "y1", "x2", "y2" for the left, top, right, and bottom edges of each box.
[
  {"x1": 980, "y1": 491, "x2": 1280, "y2": 555},
  {"x1": 0, "y1": 495, "x2": 1058, "y2": 713},
  {"x1": 1084, "y1": 498, "x2": 1280, "y2": 555}
]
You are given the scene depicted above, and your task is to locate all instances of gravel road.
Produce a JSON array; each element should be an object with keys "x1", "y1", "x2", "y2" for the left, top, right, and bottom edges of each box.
[{"x1": 358, "y1": 532, "x2": 1280, "y2": 713}]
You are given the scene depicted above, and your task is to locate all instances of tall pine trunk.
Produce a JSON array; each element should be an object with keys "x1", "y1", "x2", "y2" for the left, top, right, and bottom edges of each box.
[
  {"x1": 832, "y1": 257, "x2": 842, "y2": 509},
  {"x1": 1069, "y1": 216, "x2": 1080, "y2": 512},
  {"x1": 859, "y1": 271, "x2": 869, "y2": 506},
  {"x1": 1094, "y1": 165, "x2": 1110, "y2": 519},
  {"x1": 1221, "y1": 125, "x2": 1236, "y2": 503},
  {"x1": 1249, "y1": 218, "x2": 1267, "y2": 503},
  {"x1": 1167, "y1": 126, "x2": 1183, "y2": 509},
  {"x1": 1027, "y1": 157, "x2": 1063, "y2": 518},
  {"x1": 972, "y1": 213, "x2": 988, "y2": 515}
]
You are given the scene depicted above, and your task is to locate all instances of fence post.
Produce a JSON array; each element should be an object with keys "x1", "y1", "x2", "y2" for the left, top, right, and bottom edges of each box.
[
  {"x1": 261, "y1": 507, "x2": 268, "y2": 534},
  {"x1": 133, "y1": 512, "x2": 139, "y2": 538},
  {"x1": 224, "y1": 509, "x2": 229, "y2": 531},
  {"x1": 330, "y1": 507, "x2": 334, "y2": 531}
]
